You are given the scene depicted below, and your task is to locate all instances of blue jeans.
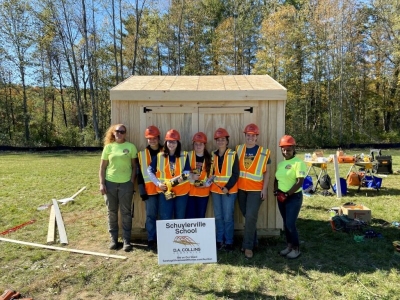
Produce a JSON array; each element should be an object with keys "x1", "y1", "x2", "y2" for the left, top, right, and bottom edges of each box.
[
  {"x1": 277, "y1": 191, "x2": 303, "y2": 247},
  {"x1": 104, "y1": 180, "x2": 134, "y2": 242},
  {"x1": 238, "y1": 190, "x2": 263, "y2": 250},
  {"x1": 145, "y1": 194, "x2": 159, "y2": 241},
  {"x1": 159, "y1": 193, "x2": 188, "y2": 220},
  {"x1": 186, "y1": 195, "x2": 209, "y2": 219},
  {"x1": 212, "y1": 192, "x2": 236, "y2": 245}
]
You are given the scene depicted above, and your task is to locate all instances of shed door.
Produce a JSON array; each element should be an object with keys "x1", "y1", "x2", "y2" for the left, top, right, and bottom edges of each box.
[
  {"x1": 140, "y1": 106, "x2": 196, "y2": 150},
  {"x1": 199, "y1": 106, "x2": 254, "y2": 230}
]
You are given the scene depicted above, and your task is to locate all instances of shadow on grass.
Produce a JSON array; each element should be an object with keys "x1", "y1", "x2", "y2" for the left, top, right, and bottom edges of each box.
[
  {"x1": 188, "y1": 287, "x2": 291, "y2": 300},
  {"x1": 214, "y1": 218, "x2": 400, "y2": 276}
]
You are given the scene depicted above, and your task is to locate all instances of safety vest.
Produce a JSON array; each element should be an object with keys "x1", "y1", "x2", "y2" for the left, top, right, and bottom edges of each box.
[
  {"x1": 210, "y1": 149, "x2": 238, "y2": 194},
  {"x1": 156, "y1": 151, "x2": 190, "y2": 196},
  {"x1": 188, "y1": 151, "x2": 211, "y2": 197},
  {"x1": 138, "y1": 148, "x2": 159, "y2": 195},
  {"x1": 236, "y1": 144, "x2": 270, "y2": 191}
]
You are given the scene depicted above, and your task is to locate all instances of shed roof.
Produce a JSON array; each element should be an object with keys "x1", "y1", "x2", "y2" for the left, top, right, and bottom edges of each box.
[{"x1": 110, "y1": 75, "x2": 286, "y2": 101}]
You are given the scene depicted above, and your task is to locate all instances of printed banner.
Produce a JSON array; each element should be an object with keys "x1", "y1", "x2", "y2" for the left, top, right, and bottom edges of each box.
[{"x1": 156, "y1": 218, "x2": 217, "y2": 265}]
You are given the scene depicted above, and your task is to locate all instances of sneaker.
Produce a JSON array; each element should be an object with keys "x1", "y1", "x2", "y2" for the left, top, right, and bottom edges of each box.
[
  {"x1": 123, "y1": 241, "x2": 133, "y2": 252},
  {"x1": 224, "y1": 244, "x2": 234, "y2": 252},
  {"x1": 244, "y1": 249, "x2": 253, "y2": 259},
  {"x1": 286, "y1": 249, "x2": 301, "y2": 259},
  {"x1": 109, "y1": 240, "x2": 118, "y2": 250},
  {"x1": 279, "y1": 247, "x2": 292, "y2": 256}
]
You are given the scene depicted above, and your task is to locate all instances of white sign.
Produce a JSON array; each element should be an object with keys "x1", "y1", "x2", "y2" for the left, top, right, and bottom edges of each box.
[{"x1": 156, "y1": 218, "x2": 217, "y2": 265}]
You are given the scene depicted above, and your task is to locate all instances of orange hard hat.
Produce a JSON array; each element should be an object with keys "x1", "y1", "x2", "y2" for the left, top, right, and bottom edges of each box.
[
  {"x1": 214, "y1": 128, "x2": 229, "y2": 139},
  {"x1": 192, "y1": 132, "x2": 207, "y2": 143},
  {"x1": 244, "y1": 123, "x2": 259, "y2": 135},
  {"x1": 165, "y1": 129, "x2": 180, "y2": 141},
  {"x1": 279, "y1": 135, "x2": 296, "y2": 147},
  {"x1": 144, "y1": 125, "x2": 160, "y2": 138}
]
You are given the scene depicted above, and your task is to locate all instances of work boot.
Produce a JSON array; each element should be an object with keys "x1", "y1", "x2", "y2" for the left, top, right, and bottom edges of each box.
[
  {"x1": 216, "y1": 242, "x2": 224, "y2": 251},
  {"x1": 109, "y1": 239, "x2": 118, "y2": 250},
  {"x1": 123, "y1": 241, "x2": 133, "y2": 252},
  {"x1": 147, "y1": 240, "x2": 156, "y2": 250},
  {"x1": 224, "y1": 244, "x2": 234, "y2": 252}
]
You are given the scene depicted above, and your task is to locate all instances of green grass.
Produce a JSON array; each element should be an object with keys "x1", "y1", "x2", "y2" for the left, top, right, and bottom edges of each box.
[{"x1": 0, "y1": 150, "x2": 400, "y2": 299}]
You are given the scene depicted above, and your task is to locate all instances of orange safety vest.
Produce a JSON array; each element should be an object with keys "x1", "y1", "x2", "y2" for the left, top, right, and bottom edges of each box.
[
  {"x1": 210, "y1": 149, "x2": 238, "y2": 194},
  {"x1": 138, "y1": 148, "x2": 159, "y2": 196},
  {"x1": 236, "y1": 144, "x2": 270, "y2": 191},
  {"x1": 188, "y1": 151, "x2": 211, "y2": 197},
  {"x1": 155, "y1": 151, "x2": 190, "y2": 196}
]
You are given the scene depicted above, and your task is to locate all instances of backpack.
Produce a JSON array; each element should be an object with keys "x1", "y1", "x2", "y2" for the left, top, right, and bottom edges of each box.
[
  {"x1": 347, "y1": 171, "x2": 361, "y2": 186},
  {"x1": 302, "y1": 175, "x2": 313, "y2": 193},
  {"x1": 319, "y1": 174, "x2": 331, "y2": 190}
]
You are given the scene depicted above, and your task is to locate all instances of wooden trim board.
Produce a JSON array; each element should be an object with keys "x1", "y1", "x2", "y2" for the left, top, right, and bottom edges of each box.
[
  {"x1": 52, "y1": 199, "x2": 68, "y2": 245},
  {"x1": 0, "y1": 237, "x2": 127, "y2": 260},
  {"x1": 47, "y1": 205, "x2": 56, "y2": 244}
]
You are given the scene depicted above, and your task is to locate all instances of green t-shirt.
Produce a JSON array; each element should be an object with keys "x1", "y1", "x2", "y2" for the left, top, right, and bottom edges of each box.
[
  {"x1": 101, "y1": 142, "x2": 138, "y2": 183},
  {"x1": 275, "y1": 156, "x2": 307, "y2": 193}
]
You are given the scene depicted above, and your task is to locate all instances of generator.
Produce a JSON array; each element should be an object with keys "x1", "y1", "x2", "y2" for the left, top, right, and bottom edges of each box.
[
  {"x1": 375, "y1": 155, "x2": 393, "y2": 174},
  {"x1": 370, "y1": 149, "x2": 393, "y2": 174}
]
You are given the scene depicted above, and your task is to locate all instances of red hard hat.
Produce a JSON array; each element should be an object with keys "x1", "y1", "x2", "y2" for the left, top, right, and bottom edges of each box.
[
  {"x1": 279, "y1": 135, "x2": 296, "y2": 147},
  {"x1": 214, "y1": 128, "x2": 229, "y2": 139},
  {"x1": 192, "y1": 132, "x2": 207, "y2": 143},
  {"x1": 244, "y1": 123, "x2": 260, "y2": 135},
  {"x1": 144, "y1": 125, "x2": 160, "y2": 138},
  {"x1": 165, "y1": 129, "x2": 180, "y2": 141}
]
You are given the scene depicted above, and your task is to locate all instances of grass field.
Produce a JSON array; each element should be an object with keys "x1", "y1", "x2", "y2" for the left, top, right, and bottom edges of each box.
[{"x1": 0, "y1": 149, "x2": 400, "y2": 299}]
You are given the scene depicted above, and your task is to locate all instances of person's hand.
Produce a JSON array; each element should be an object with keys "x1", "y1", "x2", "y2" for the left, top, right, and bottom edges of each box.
[
  {"x1": 276, "y1": 190, "x2": 289, "y2": 202},
  {"x1": 99, "y1": 183, "x2": 107, "y2": 195},
  {"x1": 158, "y1": 182, "x2": 167, "y2": 191},
  {"x1": 221, "y1": 186, "x2": 228, "y2": 194},
  {"x1": 260, "y1": 188, "x2": 267, "y2": 200},
  {"x1": 191, "y1": 173, "x2": 200, "y2": 181}
]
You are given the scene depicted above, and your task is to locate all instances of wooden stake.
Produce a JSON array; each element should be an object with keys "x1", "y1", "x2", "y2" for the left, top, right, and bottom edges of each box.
[
  {"x1": 52, "y1": 199, "x2": 68, "y2": 245},
  {"x1": 47, "y1": 205, "x2": 56, "y2": 244},
  {"x1": 70, "y1": 186, "x2": 86, "y2": 199},
  {"x1": 333, "y1": 154, "x2": 342, "y2": 198},
  {"x1": 0, "y1": 237, "x2": 127, "y2": 260}
]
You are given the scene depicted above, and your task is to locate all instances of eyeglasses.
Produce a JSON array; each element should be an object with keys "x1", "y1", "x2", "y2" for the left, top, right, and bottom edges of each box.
[{"x1": 115, "y1": 130, "x2": 126, "y2": 134}]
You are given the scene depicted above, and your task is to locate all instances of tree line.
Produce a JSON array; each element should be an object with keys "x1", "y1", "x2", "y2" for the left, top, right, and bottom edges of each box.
[{"x1": 0, "y1": 0, "x2": 399, "y2": 147}]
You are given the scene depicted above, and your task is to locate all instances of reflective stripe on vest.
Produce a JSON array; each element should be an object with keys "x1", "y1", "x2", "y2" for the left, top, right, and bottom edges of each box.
[
  {"x1": 236, "y1": 144, "x2": 270, "y2": 191},
  {"x1": 188, "y1": 151, "x2": 211, "y2": 197},
  {"x1": 156, "y1": 151, "x2": 190, "y2": 196},
  {"x1": 210, "y1": 149, "x2": 238, "y2": 194},
  {"x1": 138, "y1": 149, "x2": 158, "y2": 195}
]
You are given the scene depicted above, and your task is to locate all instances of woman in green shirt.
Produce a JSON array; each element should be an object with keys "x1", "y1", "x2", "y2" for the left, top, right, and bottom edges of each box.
[
  {"x1": 99, "y1": 124, "x2": 137, "y2": 252},
  {"x1": 274, "y1": 135, "x2": 306, "y2": 259}
]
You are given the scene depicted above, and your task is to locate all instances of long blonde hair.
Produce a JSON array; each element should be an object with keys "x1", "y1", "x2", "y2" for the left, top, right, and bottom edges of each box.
[{"x1": 103, "y1": 124, "x2": 126, "y2": 145}]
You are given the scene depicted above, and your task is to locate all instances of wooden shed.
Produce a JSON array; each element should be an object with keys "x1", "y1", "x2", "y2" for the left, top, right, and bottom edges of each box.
[{"x1": 110, "y1": 75, "x2": 287, "y2": 238}]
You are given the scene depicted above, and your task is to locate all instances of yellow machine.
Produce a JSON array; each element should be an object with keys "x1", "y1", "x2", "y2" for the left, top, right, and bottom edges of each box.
[{"x1": 164, "y1": 173, "x2": 189, "y2": 200}]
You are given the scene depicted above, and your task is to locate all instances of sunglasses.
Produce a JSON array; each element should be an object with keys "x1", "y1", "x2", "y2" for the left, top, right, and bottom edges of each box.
[{"x1": 115, "y1": 130, "x2": 126, "y2": 134}]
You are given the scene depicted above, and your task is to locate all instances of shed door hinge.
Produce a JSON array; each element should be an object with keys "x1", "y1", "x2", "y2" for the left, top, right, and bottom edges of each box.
[
  {"x1": 244, "y1": 107, "x2": 253, "y2": 113},
  {"x1": 143, "y1": 107, "x2": 152, "y2": 113}
]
